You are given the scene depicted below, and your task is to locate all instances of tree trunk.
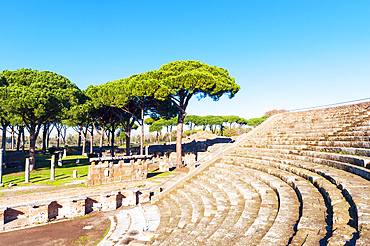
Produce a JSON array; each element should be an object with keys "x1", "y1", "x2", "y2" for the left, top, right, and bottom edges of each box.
[
  {"x1": 63, "y1": 126, "x2": 67, "y2": 146},
  {"x1": 93, "y1": 123, "x2": 104, "y2": 157},
  {"x1": 176, "y1": 111, "x2": 185, "y2": 168},
  {"x1": 77, "y1": 127, "x2": 82, "y2": 148},
  {"x1": 90, "y1": 127, "x2": 94, "y2": 154},
  {"x1": 99, "y1": 130, "x2": 104, "y2": 157},
  {"x1": 125, "y1": 127, "x2": 131, "y2": 156},
  {"x1": 46, "y1": 132, "x2": 50, "y2": 148},
  {"x1": 16, "y1": 126, "x2": 22, "y2": 151},
  {"x1": 21, "y1": 128, "x2": 25, "y2": 153},
  {"x1": 29, "y1": 124, "x2": 40, "y2": 171},
  {"x1": 42, "y1": 124, "x2": 48, "y2": 154},
  {"x1": 1, "y1": 124, "x2": 7, "y2": 150},
  {"x1": 56, "y1": 128, "x2": 60, "y2": 148},
  {"x1": 107, "y1": 130, "x2": 110, "y2": 147},
  {"x1": 82, "y1": 127, "x2": 87, "y2": 155},
  {"x1": 11, "y1": 127, "x2": 15, "y2": 150},
  {"x1": 110, "y1": 129, "x2": 115, "y2": 157},
  {"x1": 169, "y1": 126, "x2": 172, "y2": 144},
  {"x1": 140, "y1": 108, "x2": 144, "y2": 155}
]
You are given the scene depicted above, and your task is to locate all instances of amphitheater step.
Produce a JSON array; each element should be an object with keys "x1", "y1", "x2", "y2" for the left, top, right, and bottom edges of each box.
[
  {"x1": 213, "y1": 163, "x2": 299, "y2": 246},
  {"x1": 224, "y1": 156, "x2": 329, "y2": 244},
  {"x1": 230, "y1": 151, "x2": 357, "y2": 244},
  {"x1": 98, "y1": 205, "x2": 159, "y2": 246},
  {"x1": 233, "y1": 147, "x2": 370, "y2": 244}
]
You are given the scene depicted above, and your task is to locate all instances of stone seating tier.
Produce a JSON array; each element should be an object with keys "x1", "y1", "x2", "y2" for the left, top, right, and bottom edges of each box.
[
  {"x1": 148, "y1": 101, "x2": 370, "y2": 245},
  {"x1": 233, "y1": 147, "x2": 370, "y2": 244}
]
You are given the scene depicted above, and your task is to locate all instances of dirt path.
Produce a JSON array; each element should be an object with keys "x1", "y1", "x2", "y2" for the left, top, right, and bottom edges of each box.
[{"x1": 0, "y1": 208, "x2": 124, "y2": 246}]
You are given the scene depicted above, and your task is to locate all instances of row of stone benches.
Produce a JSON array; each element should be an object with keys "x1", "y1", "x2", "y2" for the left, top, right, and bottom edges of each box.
[{"x1": 233, "y1": 145, "x2": 370, "y2": 244}]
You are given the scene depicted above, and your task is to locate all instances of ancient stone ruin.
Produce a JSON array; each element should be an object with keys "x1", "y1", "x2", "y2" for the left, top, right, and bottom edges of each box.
[{"x1": 85, "y1": 155, "x2": 152, "y2": 186}]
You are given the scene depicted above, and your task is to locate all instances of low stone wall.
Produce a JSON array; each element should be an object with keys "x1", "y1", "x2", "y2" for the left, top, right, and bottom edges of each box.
[
  {"x1": 86, "y1": 159, "x2": 149, "y2": 186},
  {"x1": 0, "y1": 188, "x2": 150, "y2": 231}
]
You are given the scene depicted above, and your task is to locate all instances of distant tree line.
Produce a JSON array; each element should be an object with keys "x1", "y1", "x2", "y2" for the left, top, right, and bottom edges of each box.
[{"x1": 146, "y1": 115, "x2": 270, "y2": 142}]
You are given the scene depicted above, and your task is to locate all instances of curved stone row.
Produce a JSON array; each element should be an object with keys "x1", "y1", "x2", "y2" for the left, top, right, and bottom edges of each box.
[
  {"x1": 212, "y1": 164, "x2": 299, "y2": 245},
  {"x1": 98, "y1": 205, "x2": 160, "y2": 245},
  {"x1": 230, "y1": 160, "x2": 329, "y2": 245},
  {"x1": 149, "y1": 166, "x2": 285, "y2": 245}
]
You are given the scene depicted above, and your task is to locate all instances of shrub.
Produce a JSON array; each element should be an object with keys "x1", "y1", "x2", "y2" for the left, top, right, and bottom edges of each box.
[{"x1": 223, "y1": 128, "x2": 238, "y2": 137}]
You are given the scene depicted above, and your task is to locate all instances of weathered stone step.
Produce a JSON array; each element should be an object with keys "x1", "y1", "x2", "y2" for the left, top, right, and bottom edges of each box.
[
  {"x1": 227, "y1": 157, "x2": 328, "y2": 245},
  {"x1": 151, "y1": 197, "x2": 182, "y2": 245},
  {"x1": 201, "y1": 172, "x2": 245, "y2": 244},
  {"x1": 238, "y1": 146, "x2": 370, "y2": 170},
  {"x1": 166, "y1": 188, "x2": 204, "y2": 245},
  {"x1": 208, "y1": 168, "x2": 262, "y2": 245},
  {"x1": 213, "y1": 163, "x2": 299, "y2": 246},
  {"x1": 206, "y1": 166, "x2": 281, "y2": 246},
  {"x1": 176, "y1": 182, "x2": 217, "y2": 245},
  {"x1": 246, "y1": 138, "x2": 370, "y2": 149},
  {"x1": 230, "y1": 151, "x2": 357, "y2": 245},
  {"x1": 150, "y1": 199, "x2": 171, "y2": 244},
  {"x1": 232, "y1": 149, "x2": 370, "y2": 244},
  {"x1": 191, "y1": 176, "x2": 232, "y2": 243},
  {"x1": 159, "y1": 191, "x2": 194, "y2": 246}
]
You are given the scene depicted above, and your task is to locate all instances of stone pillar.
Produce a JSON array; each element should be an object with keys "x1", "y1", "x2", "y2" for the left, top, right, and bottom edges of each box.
[
  {"x1": 58, "y1": 152, "x2": 62, "y2": 167},
  {"x1": 73, "y1": 169, "x2": 77, "y2": 179},
  {"x1": 50, "y1": 155, "x2": 55, "y2": 181},
  {"x1": 0, "y1": 149, "x2": 3, "y2": 187},
  {"x1": 25, "y1": 158, "x2": 30, "y2": 183},
  {"x1": 145, "y1": 146, "x2": 149, "y2": 156},
  {"x1": 63, "y1": 149, "x2": 67, "y2": 159}
]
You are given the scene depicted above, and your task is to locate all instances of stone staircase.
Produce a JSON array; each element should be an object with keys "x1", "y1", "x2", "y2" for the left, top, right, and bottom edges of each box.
[{"x1": 147, "y1": 101, "x2": 370, "y2": 245}]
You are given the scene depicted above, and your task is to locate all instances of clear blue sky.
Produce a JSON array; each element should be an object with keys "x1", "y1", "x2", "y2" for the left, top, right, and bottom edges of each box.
[{"x1": 1, "y1": 1, "x2": 370, "y2": 119}]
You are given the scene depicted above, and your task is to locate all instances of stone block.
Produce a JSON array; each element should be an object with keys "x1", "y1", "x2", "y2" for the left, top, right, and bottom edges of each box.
[
  {"x1": 54, "y1": 200, "x2": 71, "y2": 219},
  {"x1": 169, "y1": 152, "x2": 177, "y2": 164},
  {"x1": 0, "y1": 207, "x2": 6, "y2": 230},
  {"x1": 121, "y1": 190, "x2": 136, "y2": 206},
  {"x1": 184, "y1": 153, "x2": 196, "y2": 166},
  {"x1": 68, "y1": 197, "x2": 86, "y2": 218},
  {"x1": 137, "y1": 189, "x2": 150, "y2": 203},
  {"x1": 159, "y1": 160, "x2": 169, "y2": 172},
  {"x1": 28, "y1": 203, "x2": 48, "y2": 224},
  {"x1": 99, "y1": 194, "x2": 117, "y2": 211}
]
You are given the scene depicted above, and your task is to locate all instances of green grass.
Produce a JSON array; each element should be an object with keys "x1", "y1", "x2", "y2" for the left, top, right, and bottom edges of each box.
[
  {"x1": 147, "y1": 171, "x2": 175, "y2": 179},
  {"x1": 72, "y1": 235, "x2": 91, "y2": 245},
  {"x1": 1, "y1": 154, "x2": 90, "y2": 188}
]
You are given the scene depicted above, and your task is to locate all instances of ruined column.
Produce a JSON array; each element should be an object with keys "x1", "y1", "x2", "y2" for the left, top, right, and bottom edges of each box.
[
  {"x1": 145, "y1": 146, "x2": 149, "y2": 156},
  {"x1": 58, "y1": 152, "x2": 62, "y2": 166},
  {"x1": 25, "y1": 158, "x2": 30, "y2": 183},
  {"x1": 73, "y1": 169, "x2": 77, "y2": 179},
  {"x1": 50, "y1": 155, "x2": 55, "y2": 181},
  {"x1": 63, "y1": 149, "x2": 67, "y2": 159},
  {"x1": 0, "y1": 149, "x2": 3, "y2": 187}
]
